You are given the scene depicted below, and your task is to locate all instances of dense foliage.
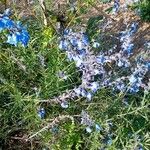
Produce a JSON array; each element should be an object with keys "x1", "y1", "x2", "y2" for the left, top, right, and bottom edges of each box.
[{"x1": 0, "y1": 0, "x2": 150, "y2": 150}]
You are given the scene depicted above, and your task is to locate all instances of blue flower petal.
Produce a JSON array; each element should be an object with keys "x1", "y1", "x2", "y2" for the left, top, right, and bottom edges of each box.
[
  {"x1": 86, "y1": 92, "x2": 92, "y2": 101},
  {"x1": 95, "y1": 124, "x2": 101, "y2": 131},
  {"x1": 3, "y1": 8, "x2": 12, "y2": 16},
  {"x1": 38, "y1": 108, "x2": 45, "y2": 119},
  {"x1": 86, "y1": 126, "x2": 92, "y2": 133},
  {"x1": 7, "y1": 33, "x2": 18, "y2": 46}
]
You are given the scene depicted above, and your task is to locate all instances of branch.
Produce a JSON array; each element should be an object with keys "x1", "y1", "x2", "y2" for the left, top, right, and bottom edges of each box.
[
  {"x1": 26, "y1": 115, "x2": 74, "y2": 141},
  {"x1": 89, "y1": 2, "x2": 115, "y2": 21},
  {"x1": 38, "y1": 0, "x2": 59, "y2": 35}
]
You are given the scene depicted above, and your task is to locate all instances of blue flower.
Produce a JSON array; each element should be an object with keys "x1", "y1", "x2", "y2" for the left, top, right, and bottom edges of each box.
[
  {"x1": 80, "y1": 88, "x2": 87, "y2": 97},
  {"x1": 116, "y1": 81, "x2": 125, "y2": 92},
  {"x1": 145, "y1": 61, "x2": 150, "y2": 70},
  {"x1": 129, "y1": 75, "x2": 137, "y2": 83},
  {"x1": 0, "y1": 20, "x2": 5, "y2": 31},
  {"x1": 86, "y1": 92, "x2": 92, "y2": 101},
  {"x1": 1, "y1": 16, "x2": 14, "y2": 29},
  {"x1": 102, "y1": 79, "x2": 111, "y2": 87},
  {"x1": 70, "y1": 38, "x2": 77, "y2": 46},
  {"x1": 107, "y1": 138, "x2": 112, "y2": 145},
  {"x1": 96, "y1": 55, "x2": 106, "y2": 64},
  {"x1": 129, "y1": 22, "x2": 138, "y2": 35},
  {"x1": 6, "y1": 30, "x2": 30, "y2": 47},
  {"x1": 74, "y1": 87, "x2": 82, "y2": 96},
  {"x1": 113, "y1": 0, "x2": 120, "y2": 13},
  {"x1": 3, "y1": 8, "x2": 12, "y2": 16},
  {"x1": 93, "y1": 42, "x2": 100, "y2": 48},
  {"x1": 89, "y1": 82, "x2": 99, "y2": 93},
  {"x1": 94, "y1": 69, "x2": 100, "y2": 75},
  {"x1": 117, "y1": 60, "x2": 124, "y2": 67},
  {"x1": 95, "y1": 124, "x2": 101, "y2": 131},
  {"x1": 81, "y1": 111, "x2": 94, "y2": 126},
  {"x1": 82, "y1": 34, "x2": 89, "y2": 45},
  {"x1": 7, "y1": 33, "x2": 18, "y2": 46},
  {"x1": 18, "y1": 30, "x2": 30, "y2": 47},
  {"x1": 126, "y1": 44, "x2": 134, "y2": 55},
  {"x1": 138, "y1": 145, "x2": 143, "y2": 150},
  {"x1": 0, "y1": 11, "x2": 30, "y2": 46},
  {"x1": 86, "y1": 126, "x2": 92, "y2": 133},
  {"x1": 38, "y1": 108, "x2": 45, "y2": 119},
  {"x1": 63, "y1": 29, "x2": 72, "y2": 35},
  {"x1": 75, "y1": 57, "x2": 83, "y2": 68},
  {"x1": 78, "y1": 49, "x2": 86, "y2": 56},
  {"x1": 67, "y1": 52, "x2": 74, "y2": 61},
  {"x1": 129, "y1": 84, "x2": 139, "y2": 93},
  {"x1": 77, "y1": 41, "x2": 83, "y2": 50},
  {"x1": 61, "y1": 101, "x2": 69, "y2": 108},
  {"x1": 59, "y1": 40, "x2": 68, "y2": 50}
]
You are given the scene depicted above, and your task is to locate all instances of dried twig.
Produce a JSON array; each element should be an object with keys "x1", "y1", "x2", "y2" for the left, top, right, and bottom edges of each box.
[
  {"x1": 88, "y1": 2, "x2": 115, "y2": 21},
  {"x1": 26, "y1": 115, "x2": 74, "y2": 140},
  {"x1": 38, "y1": 0, "x2": 47, "y2": 26}
]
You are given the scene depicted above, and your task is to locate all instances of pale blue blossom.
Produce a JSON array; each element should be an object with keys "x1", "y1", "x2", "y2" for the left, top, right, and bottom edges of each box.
[
  {"x1": 113, "y1": 0, "x2": 120, "y2": 13},
  {"x1": 107, "y1": 138, "x2": 112, "y2": 145},
  {"x1": 82, "y1": 34, "x2": 89, "y2": 45},
  {"x1": 38, "y1": 108, "x2": 45, "y2": 119},
  {"x1": 6, "y1": 33, "x2": 18, "y2": 46},
  {"x1": 93, "y1": 42, "x2": 100, "y2": 48},
  {"x1": 129, "y1": 22, "x2": 138, "y2": 35},
  {"x1": 61, "y1": 101, "x2": 69, "y2": 108},
  {"x1": 86, "y1": 126, "x2": 92, "y2": 133},
  {"x1": 89, "y1": 82, "x2": 99, "y2": 93},
  {"x1": 75, "y1": 58, "x2": 83, "y2": 68},
  {"x1": 95, "y1": 124, "x2": 101, "y2": 131},
  {"x1": 129, "y1": 75, "x2": 137, "y2": 83},
  {"x1": 74, "y1": 87, "x2": 82, "y2": 96},
  {"x1": 58, "y1": 22, "x2": 149, "y2": 102},
  {"x1": 70, "y1": 38, "x2": 77, "y2": 46},
  {"x1": 3, "y1": 8, "x2": 12, "y2": 16},
  {"x1": 59, "y1": 40, "x2": 68, "y2": 50},
  {"x1": 0, "y1": 10, "x2": 30, "y2": 46},
  {"x1": 80, "y1": 88, "x2": 87, "y2": 97},
  {"x1": 86, "y1": 92, "x2": 92, "y2": 101},
  {"x1": 96, "y1": 55, "x2": 106, "y2": 64}
]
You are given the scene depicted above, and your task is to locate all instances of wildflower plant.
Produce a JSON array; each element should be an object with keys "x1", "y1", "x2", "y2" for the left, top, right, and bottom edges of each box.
[
  {"x1": 0, "y1": 9, "x2": 30, "y2": 47},
  {"x1": 58, "y1": 22, "x2": 149, "y2": 103},
  {"x1": 0, "y1": 0, "x2": 150, "y2": 150}
]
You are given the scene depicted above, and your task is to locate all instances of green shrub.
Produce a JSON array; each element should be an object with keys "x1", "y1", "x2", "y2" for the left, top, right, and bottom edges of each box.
[{"x1": 133, "y1": 0, "x2": 150, "y2": 21}]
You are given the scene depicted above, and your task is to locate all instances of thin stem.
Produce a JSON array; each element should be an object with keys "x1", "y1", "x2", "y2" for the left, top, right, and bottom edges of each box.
[{"x1": 26, "y1": 115, "x2": 74, "y2": 141}]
